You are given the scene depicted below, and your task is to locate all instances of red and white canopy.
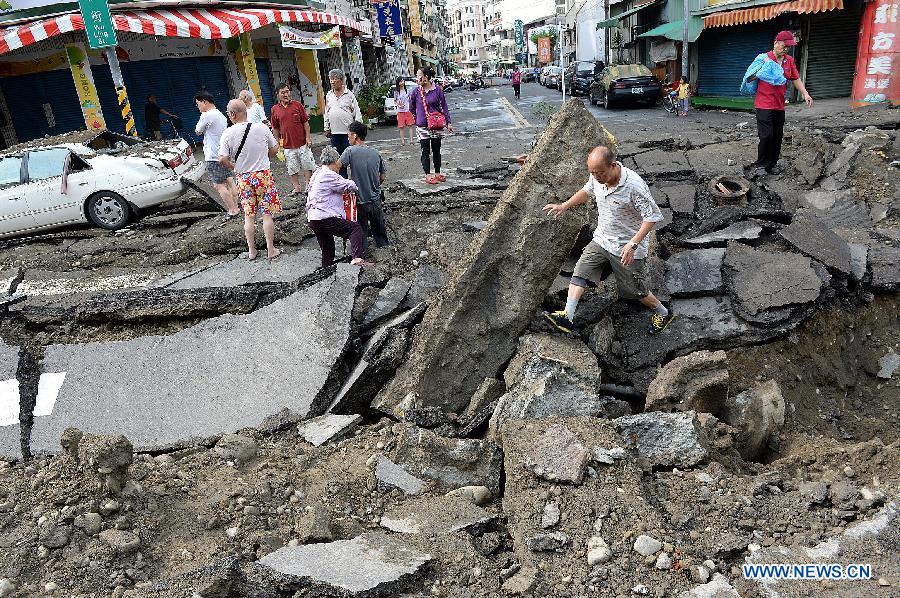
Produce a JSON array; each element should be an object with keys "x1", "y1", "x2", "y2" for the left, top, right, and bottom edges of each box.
[
  {"x1": 704, "y1": 0, "x2": 844, "y2": 28},
  {"x1": 0, "y1": 7, "x2": 371, "y2": 55}
]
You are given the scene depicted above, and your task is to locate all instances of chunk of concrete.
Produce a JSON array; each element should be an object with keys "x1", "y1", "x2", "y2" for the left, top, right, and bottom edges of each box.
[
  {"x1": 525, "y1": 531, "x2": 571, "y2": 552},
  {"x1": 328, "y1": 306, "x2": 422, "y2": 415},
  {"x1": 374, "y1": 456, "x2": 426, "y2": 495},
  {"x1": 363, "y1": 277, "x2": 411, "y2": 328},
  {"x1": 377, "y1": 101, "x2": 615, "y2": 415},
  {"x1": 877, "y1": 351, "x2": 899, "y2": 380},
  {"x1": 665, "y1": 249, "x2": 725, "y2": 297},
  {"x1": 614, "y1": 411, "x2": 709, "y2": 468},
  {"x1": 848, "y1": 243, "x2": 868, "y2": 281},
  {"x1": 257, "y1": 533, "x2": 431, "y2": 595},
  {"x1": 400, "y1": 264, "x2": 449, "y2": 309},
  {"x1": 0, "y1": 341, "x2": 22, "y2": 461},
  {"x1": 489, "y1": 334, "x2": 615, "y2": 435},
  {"x1": 633, "y1": 149, "x2": 692, "y2": 175},
  {"x1": 213, "y1": 434, "x2": 258, "y2": 465},
  {"x1": 868, "y1": 245, "x2": 900, "y2": 291},
  {"x1": 779, "y1": 209, "x2": 851, "y2": 274},
  {"x1": 683, "y1": 221, "x2": 762, "y2": 247},
  {"x1": 30, "y1": 266, "x2": 359, "y2": 455},
  {"x1": 98, "y1": 529, "x2": 141, "y2": 557},
  {"x1": 677, "y1": 573, "x2": 740, "y2": 598},
  {"x1": 391, "y1": 425, "x2": 503, "y2": 496},
  {"x1": 457, "y1": 378, "x2": 506, "y2": 435},
  {"x1": 380, "y1": 495, "x2": 493, "y2": 535},
  {"x1": 645, "y1": 350, "x2": 729, "y2": 415},
  {"x1": 524, "y1": 424, "x2": 590, "y2": 484},
  {"x1": 398, "y1": 171, "x2": 497, "y2": 195},
  {"x1": 720, "y1": 380, "x2": 785, "y2": 460},
  {"x1": 723, "y1": 242, "x2": 822, "y2": 320},
  {"x1": 295, "y1": 505, "x2": 333, "y2": 543},
  {"x1": 502, "y1": 566, "x2": 538, "y2": 595},
  {"x1": 62, "y1": 429, "x2": 134, "y2": 494},
  {"x1": 661, "y1": 184, "x2": 697, "y2": 216},
  {"x1": 297, "y1": 414, "x2": 362, "y2": 447}
]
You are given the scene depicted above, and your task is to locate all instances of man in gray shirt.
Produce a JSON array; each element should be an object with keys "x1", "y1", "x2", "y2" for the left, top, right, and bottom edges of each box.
[
  {"x1": 542, "y1": 145, "x2": 674, "y2": 335},
  {"x1": 340, "y1": 121, "x2": 389, "y2": 251}
]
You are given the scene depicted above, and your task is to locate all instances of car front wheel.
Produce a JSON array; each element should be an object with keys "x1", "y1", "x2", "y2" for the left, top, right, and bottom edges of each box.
[
  {"x1": 603, "y1": 89, "x2": 612, "y2": 110},
  {"x1": 87, "y1": 192, "x2": 131, "y2": 230}
]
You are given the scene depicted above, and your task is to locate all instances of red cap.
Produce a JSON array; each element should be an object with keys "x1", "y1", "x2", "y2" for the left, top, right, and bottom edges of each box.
[{"x1": 775, "y1": 30, "x2": 797, "y2": 46}]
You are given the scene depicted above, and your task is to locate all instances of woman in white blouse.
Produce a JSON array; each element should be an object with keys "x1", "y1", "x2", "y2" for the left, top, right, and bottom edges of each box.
[{"x1": 239, "y1": 89, "x2": 268, "y2": 125}]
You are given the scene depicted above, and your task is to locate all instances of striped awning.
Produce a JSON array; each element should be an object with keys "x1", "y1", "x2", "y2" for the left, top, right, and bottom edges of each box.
[
  {"x1": 704, "y1": 0, "x2": 843, "y2": 28},
  {"x1": 0, "y1": 8, "x2": 371, "y2": 56}
]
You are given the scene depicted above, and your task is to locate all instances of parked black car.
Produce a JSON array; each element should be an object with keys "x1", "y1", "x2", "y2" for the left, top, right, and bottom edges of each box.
[
  {"x1": 561, "y1": 61, "x2": 596, "y2": 95},
  {"x1": 589, "y1": 64, "x2": 662, "y2": 109}
]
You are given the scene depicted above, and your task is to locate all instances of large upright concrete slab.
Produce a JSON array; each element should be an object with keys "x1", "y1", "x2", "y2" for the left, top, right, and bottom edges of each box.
[
  {"x1": 28, "y1": 265, "x2": 358, "y2": 455},
  {"x1": 163, "y1": 250, "x2": 321, "y2": 290},
  {"x1": 377, "y1": 100, "x2": 616, "y2": 415}
]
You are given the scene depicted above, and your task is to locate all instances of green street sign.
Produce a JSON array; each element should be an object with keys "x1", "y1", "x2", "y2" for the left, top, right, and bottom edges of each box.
[{"x1": 78, "y1": 0, "x2": 117, "y2": 49}]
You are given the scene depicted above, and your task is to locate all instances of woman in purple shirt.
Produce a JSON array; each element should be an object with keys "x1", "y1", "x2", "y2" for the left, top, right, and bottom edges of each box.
[
  {"x1": 305, "y1": 146, "x2": 371, "y2": 267},
  {"x1": 408, "y1": 65, "x2": 454, "y2": 184}
]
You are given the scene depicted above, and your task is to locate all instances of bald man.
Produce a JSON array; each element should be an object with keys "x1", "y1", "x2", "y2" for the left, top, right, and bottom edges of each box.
[{"x1": 542, "y1": 146, "x2": 674, "y2": 335}]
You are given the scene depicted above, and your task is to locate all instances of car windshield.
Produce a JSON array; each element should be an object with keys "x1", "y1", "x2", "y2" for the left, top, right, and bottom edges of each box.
[
  {"x1": 0, "y1": 156, "x2": 22, "y2": 186},
  {"x1": 576, "y1": 64, "x2": 594, "y2": 75},
  {"x1": 27, "y1": 148, "x2": 70, "y2": 181}
]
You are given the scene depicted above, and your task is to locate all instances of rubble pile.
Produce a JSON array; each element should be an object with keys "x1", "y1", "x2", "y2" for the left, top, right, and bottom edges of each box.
[{"x1": 0, "y1": 101, "x2": 897, "y2": 597}]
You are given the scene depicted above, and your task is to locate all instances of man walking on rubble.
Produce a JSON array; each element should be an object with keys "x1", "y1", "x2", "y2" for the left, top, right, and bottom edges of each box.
[{"x1": 542, "y1": 145, "x2": 675, "y2": 335}]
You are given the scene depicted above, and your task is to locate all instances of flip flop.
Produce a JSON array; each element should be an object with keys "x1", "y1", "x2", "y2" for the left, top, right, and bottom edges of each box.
[
  {"x1": 425, "y1": 175, "x2": 438, "y2": 184},
  {"x1": 267, "y1": 249, "x2": 283, "y2": 261},
  {"x1": 435, "y1": 173, "x2": 447, "y2": 182},
  {"x1": 247, "y1": 252, "x2": 258, "y2": 261}
]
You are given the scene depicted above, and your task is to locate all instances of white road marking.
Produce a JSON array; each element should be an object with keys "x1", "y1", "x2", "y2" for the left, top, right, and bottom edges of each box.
[
  {"x1": 35, "y1": 372, "x2": 65, "y2": 417},
  {"x1": 0, "y1": 379, "x2": 20, "y2": 427},
  {"x1": 498, "y1": 96, "x2": 533, "y2": 128}
]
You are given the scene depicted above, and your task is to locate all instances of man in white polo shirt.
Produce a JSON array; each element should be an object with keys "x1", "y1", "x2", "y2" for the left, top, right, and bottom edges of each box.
[{"x1": 542, "y1": 145, "x2": 674, "y2": 335}]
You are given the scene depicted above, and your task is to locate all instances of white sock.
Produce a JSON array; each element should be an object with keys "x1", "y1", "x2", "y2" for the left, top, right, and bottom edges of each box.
[
  {"x1": 653, "y1": 303, "x2": 669, "y2": 317},
  {"x1": 564, "y1": 297, "x2": 579, "y2": 321}
]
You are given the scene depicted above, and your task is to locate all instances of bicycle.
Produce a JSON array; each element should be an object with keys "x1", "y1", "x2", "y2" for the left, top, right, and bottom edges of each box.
[{"x1": 662, "y1": 89, "x2": 678, "y2": 115}]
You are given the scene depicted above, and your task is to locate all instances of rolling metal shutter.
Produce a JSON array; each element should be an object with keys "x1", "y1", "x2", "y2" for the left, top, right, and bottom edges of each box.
[
  {"x1": 804, "y1": 9, "x2": 861, "y2": 99},
  {"x1": 0, "y1": 68, "x2": 87, "y2": 143},
  {"x1": 697, "y1": 20, "x2": 785, "y2": 97},
  {"x1": 255, "y1": 58, "x2": 275, "y2": 115}
]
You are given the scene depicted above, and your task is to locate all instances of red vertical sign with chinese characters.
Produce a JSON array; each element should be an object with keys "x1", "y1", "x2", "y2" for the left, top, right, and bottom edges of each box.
[
  {"x1": 538, "y1": 37, "x2": 551, "y2": 64},
  {"x1": 851, "y1": 0, "x2": 899, "y2": 107}
]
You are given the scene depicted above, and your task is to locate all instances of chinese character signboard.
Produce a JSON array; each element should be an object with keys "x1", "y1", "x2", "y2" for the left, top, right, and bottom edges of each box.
[
  {"x1": 408, "y1": 0, "x2": 423, "y2": 38},
  {"x1": 538, "y1": 36, "x2": 551, "y2": 64},
  {"x1": 373, "y1": 0, "x2": 403, "y2": 39},
  {"x1": 514, "y1": 20, "x2": 524, "y2": 54},
  {"x1": 851, "y1": 0, "x2": 898, "y2": 107},
  {"x1": 77, "y1": 0, "x2": 117, "y2": 49}
]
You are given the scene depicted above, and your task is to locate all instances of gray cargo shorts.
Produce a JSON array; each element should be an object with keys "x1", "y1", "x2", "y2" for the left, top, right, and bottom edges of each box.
[{"x1": 572, "y1": 241, "x2": 650, "y2": 299}]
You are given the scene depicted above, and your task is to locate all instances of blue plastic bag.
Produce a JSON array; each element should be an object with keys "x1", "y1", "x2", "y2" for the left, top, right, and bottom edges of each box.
[{"x1": 740, "y1": 53, "x2": 786, "y2": 95}]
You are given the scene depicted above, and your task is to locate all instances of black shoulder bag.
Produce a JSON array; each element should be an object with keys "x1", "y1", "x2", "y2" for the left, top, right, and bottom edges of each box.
[{"x1": 232, "y1": 123, "x2": 252, "y2": 164}]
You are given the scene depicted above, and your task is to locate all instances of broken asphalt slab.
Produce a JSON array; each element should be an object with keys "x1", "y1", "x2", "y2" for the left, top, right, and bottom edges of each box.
[
  {"x1": 397, "y1": 169, "x2": 499, "y2": 196},
  {"x1": 664, "y1": 249, "x2": 726, "y2": 297},
  {"x1": 379, "y1": 495, "x2": 493, "y2": 535},
  {"x1": 297, "y1": 414, "x2": 362, "y2": 447},
  {"x1": 160, "y1": 249, "x2": 322, "y2": 290},
  {"x1": 378, "y1": 101, "x2": 616, "y2": 416},
  {"x1": 26, "y1": 265, "x2": 358, "y2": 456},
  {"x1": 0, "y1": 340, "x2": 22, "y2": 460},
  {"x1": 256, "y1": 532, "x2": 431, "y2": 595},
  {"x1": 778, "y1": 209, "x2": 851, "y2": 274}
]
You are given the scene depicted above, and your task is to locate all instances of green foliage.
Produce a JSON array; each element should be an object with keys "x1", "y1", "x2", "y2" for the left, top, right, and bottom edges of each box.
[
  {"x1": 529, "y1": 28, "x2": 557, "y2": 48},
  {"x1": 356, "y1": 84, "x2": 391, "y2": 119}
]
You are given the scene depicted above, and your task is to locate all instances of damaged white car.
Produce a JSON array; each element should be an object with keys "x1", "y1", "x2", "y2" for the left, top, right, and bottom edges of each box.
[{"x1": 0, "y1": 131, "x2": 205, "y2": 238}]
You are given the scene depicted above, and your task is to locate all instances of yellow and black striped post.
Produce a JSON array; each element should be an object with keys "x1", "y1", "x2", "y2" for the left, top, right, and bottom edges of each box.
[
  {"x1": 116, "y1": 86, "x2": 137, "y2": 137},
  {"x1": 104, "y1": 47, "x2": 138, "y2": 138}
]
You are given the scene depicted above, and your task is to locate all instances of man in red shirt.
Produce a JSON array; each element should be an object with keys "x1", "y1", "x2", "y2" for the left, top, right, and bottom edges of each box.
[
  {"x1": 752, "y1": 31, "x2": 813, "y2": 175},
  {"x1": 270, "y1": 83, "x2": 314, "y2": 196}
]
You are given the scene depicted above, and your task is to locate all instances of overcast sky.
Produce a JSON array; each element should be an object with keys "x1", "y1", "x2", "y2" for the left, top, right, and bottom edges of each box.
[{"x1": 446, "y1": 0, "x2": 558, "y2": 26}]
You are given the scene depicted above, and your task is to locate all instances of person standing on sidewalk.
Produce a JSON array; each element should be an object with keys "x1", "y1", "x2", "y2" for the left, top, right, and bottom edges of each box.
[
  {"x1": 341, "y1": 121, "x2": 389, "y2": 252},
  {"x1": 218, "y1": 99, "x2": 282, "y2": 261},
  {"x1": 193, "y1": 91, "x2": 240, "y2": 218},
  {"x1": 511, "y1": 65, "x2": 522, "y2": 99},
  {"x1": 306, "y1": 146, "x2": 371, "y2": 268},
  {"x1": 144, "y1": 94, "x2": 177, "y2": 140},
  {"x1": 750, "y1": 30, "x2": 813, "y2": 175},
  {"x1": 323, "y1": 70, "x2": 363, "y2": 175},
  {"x1": 239, "y1": 89, "x2": 268, "y2": 125},
  {"x1": 270, "y1": 83, "x2": 315, "y2": 197},
  {"x1": 394, "y1": 77, "x2": 415, "y2": 145},
  {"x1": 408, "y1": 66, "x2": 454, "y2": 185},
  {"x1": 542, "y1": 146, "x2": 674, "y2": 335}
]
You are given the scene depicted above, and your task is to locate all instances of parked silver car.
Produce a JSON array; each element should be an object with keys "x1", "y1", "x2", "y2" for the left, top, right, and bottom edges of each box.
[
  {"x1": 384, "y1": 79, "x2": 418, "y2": 121},
  {"x1": 0, "y1": 131, "x2": 205, "y2": 238}
]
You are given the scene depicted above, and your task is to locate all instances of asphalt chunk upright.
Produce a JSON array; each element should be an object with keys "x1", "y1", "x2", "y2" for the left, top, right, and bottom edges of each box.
[
  {"x1": 377, "y1": 100, "x2": 616, "y2": 416},
  {"x1": 0, "y1": 340, "x2": 22, "y2": 460},
  {"x1": 28, "y1": 265, "x2": 358, "y2": 455}
]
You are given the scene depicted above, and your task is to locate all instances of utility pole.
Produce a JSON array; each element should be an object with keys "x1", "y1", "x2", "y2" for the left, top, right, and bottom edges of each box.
[
  {"x1": 681, "y1": 0, "x2": 689, "y2": 78},
  {"x1": 559, "y1": 21, "x2": 566, "y2": 102},
  {"x1": 104, "y1": 47, "x2": 137, "y2": 137}
]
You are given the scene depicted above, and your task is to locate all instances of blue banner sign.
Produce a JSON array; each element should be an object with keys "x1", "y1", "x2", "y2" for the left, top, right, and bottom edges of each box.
[{"x1": 372, "y1": 0, "x2": 403, "y2": 39}]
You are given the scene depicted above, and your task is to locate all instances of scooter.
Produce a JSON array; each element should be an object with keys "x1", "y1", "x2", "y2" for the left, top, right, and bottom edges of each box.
[{"x1": 468, "y1": 77, "x2": 486, "y2": 91}]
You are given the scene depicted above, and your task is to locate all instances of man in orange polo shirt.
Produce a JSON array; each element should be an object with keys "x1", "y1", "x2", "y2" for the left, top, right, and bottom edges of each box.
[{"x1": 751, "y1": 30, "x2": 813, "y2": 176}]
